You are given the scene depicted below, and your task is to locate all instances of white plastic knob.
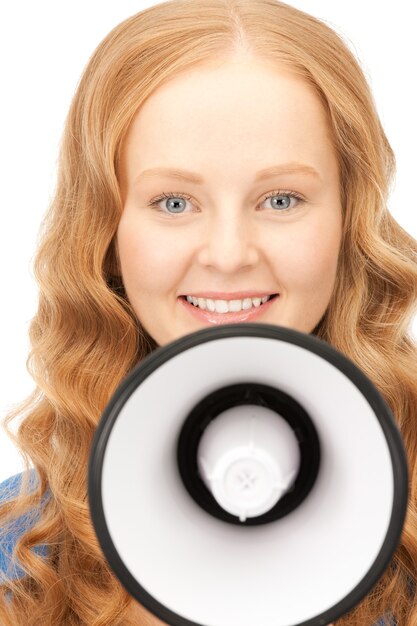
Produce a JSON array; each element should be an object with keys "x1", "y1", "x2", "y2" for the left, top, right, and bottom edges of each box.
[{"x1": 197, "y1": 404, "x2": 301, "y2": 521}]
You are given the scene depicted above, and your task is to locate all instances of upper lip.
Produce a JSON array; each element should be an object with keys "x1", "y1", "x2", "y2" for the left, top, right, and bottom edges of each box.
[{"x1": 181, "y1": 291, "x2": 278, "y2": 299}]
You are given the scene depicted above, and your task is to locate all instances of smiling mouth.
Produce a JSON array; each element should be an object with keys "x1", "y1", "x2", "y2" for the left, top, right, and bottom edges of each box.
[
  {"x1": 181, "y1": 294, "x2": 278, "y2": 310},
  {"x1": 179, "y1": 294, "x2": 279, "y2": 323}
]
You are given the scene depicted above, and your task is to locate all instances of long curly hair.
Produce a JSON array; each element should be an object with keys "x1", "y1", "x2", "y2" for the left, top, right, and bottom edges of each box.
[{"x1": 1, "y1": 1, "x2": 416, "y2": 624}]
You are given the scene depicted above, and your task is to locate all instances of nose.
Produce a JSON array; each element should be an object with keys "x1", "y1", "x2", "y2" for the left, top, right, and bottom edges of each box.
[{"x1": 197, "y1": 210, "x2": 260, "y2": 273}]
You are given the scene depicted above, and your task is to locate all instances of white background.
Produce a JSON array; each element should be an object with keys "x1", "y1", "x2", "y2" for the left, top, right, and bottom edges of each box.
[{"x1": 1, "y1": 1, "x2": 416, "y2": 483}]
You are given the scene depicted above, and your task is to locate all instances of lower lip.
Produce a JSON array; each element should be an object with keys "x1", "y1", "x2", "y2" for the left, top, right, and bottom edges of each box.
[{"x1": 179, "y1": 294, "x2": 279, "y2": 325}]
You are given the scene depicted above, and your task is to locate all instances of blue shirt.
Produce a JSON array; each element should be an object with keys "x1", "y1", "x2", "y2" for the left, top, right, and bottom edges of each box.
[
  {"x1": 0, "y1": 470, "x2": 49, "y2": 581},
  {"x1": 0, "y1": 471, "x2": 395, "y2": 624}
]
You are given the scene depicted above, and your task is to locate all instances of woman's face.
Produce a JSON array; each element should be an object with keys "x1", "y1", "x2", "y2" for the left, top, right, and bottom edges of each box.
[{"x1": 117, "y1": 57, "x2": 343, "y2": 347}]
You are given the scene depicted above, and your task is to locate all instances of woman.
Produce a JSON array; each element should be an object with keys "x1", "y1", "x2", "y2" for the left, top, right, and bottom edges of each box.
[{"x1": 1, "y1": 0, "x2": 416, "y2": 624}]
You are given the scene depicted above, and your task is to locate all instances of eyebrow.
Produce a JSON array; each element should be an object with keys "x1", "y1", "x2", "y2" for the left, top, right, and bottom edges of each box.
[{"x1": 136, "y1": 162, "x2": 322, "y2": 184}]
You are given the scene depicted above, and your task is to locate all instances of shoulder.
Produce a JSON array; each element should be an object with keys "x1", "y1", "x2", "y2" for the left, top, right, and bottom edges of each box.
[
  {"x1": 0, "y1": 468, "x2": 42, "y2": 505},
  {"x1": 0, "y1": 469, "x2": 49, "y2": 582},
  {"x1": 0, "y1": 470, "x2": 33, "y2": 500}
]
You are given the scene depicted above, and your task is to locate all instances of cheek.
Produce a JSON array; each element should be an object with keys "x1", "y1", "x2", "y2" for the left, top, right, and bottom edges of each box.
[
  {"x1": 274, "y1": 219, "x2": 341, "y2": 292},
  {"x1": 116, "y1": 213, "x2": 185, "y2": 294},
  {"x1": 310, "y1": 227, "x2": 342, "y2": 295}
]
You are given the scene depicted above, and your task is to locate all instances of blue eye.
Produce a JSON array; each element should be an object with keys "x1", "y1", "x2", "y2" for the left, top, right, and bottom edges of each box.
[
  {"x1": 151, "y1": 194, "x2": 192, "y2": 214},
  {"x1": 147, "y1": 190, "x2": 304, "y2": 216}
]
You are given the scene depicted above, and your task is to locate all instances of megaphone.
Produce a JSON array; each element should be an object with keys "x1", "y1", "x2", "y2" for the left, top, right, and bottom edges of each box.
[{"x1": 88, "y1": 323, "x2": 408, "y2": 626}]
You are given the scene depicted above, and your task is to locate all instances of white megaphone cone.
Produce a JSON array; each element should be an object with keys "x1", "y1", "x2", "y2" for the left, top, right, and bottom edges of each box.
[{"x1": 88, "y1": 322, "x2": 408, "y2": 626}]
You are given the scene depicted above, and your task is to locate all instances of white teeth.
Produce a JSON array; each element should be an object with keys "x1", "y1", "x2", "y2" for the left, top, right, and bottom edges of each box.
[{"x1": 185, "y1": 295, "x2": 272, "y2": 313}]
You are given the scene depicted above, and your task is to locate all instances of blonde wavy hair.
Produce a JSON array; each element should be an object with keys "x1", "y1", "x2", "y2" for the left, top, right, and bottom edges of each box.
[{"x1": 1, "y1": 0, "x2": 417, "y2": 624}]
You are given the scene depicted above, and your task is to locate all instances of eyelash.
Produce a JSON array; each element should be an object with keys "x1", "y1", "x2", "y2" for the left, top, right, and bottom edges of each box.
[{"x1": 147, "y1": 189, "x2": 305, "y2": 216}]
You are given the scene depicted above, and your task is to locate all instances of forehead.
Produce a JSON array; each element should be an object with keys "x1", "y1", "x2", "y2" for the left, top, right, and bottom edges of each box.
[{"x1": 122, "y1": 59, "x2": 337, "y2": 181}]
